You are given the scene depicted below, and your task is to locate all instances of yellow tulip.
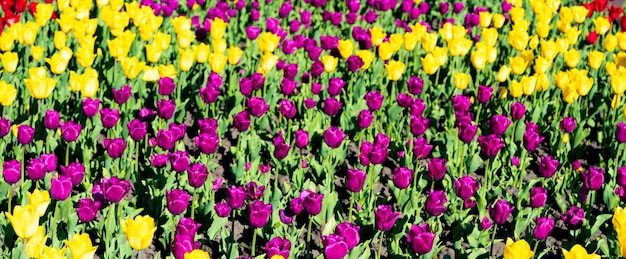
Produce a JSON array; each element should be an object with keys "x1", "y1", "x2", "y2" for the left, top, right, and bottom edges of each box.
[
  {"x1": 212, "y1": 38, "x2": 227, "y2": 53},
  {"x1": 482, "y1": 28, "x2": 498, "y2": 47},
  {"x1": 448, "y1": 38, "x2": 473, "y2": 57},
  {"x1": 0, "y1": 52, "x2": 18, "y2": 73},
  {"x1": 227, "y1": 46, "x2": 243, "y2": 65},
  {"x1": 356, "y1": 50, "x2": 374, "y2": 70},
  {"x1": 184, "y1": 249, "x2": 211, "y2": 259},
  {"x1": 34, "y1": 3, "x2": 54, "y2": 26},
  {"x1": 510, "y1": 57, "x2": 527, "y2": 75},
  {"x1": 403, "y1": 32, "x2": 419, "y2": 51},
  {"x1": 503, "y1": 238, "x2": 533, "y2": 259},
  {"x1": 154, "y1": 32, "x2": 172, "y2": 50},
  {"x1": 0, "y1": 32, "x2": 14, "y2": 51},
  {"x1": 617, "y1": 32, "x2": 626, "y2": 51},
  {"x1": 410, "y1": 23, "x2": 427, "y2": 40},
  {"x1": 177, "y1": 30, "x2": 195, "y2": 49},
  {"x1": 512, "y1": 20, "x2": 531, "y2": 34},
  {"x1": 564, "y1": 49, "x2": 580, "y2": 68},
  {"x1": 521, "y1": 75, "x2": 537, "y2": 96},
  {"x1": 497, "y1": 65, "x2": 511, "y2": 82},
  {"x1": 571, "y1": 6, "x2": 588, "y2": 24},
  {"x1": 69, "y1": 71, "x2": 81, "y2": 92},
  {"x1": 5, "y1": 205, "x2": 39, "y2": 239},
  {"x1": 536, "y1": 72, "x2": 550, "y2": 92},
  {"x1": 30, "y1": 45, "x2": 44, "y2": 61},
  {"x1": 535, "y1": 22, "x2": 550, "y2": 39},
  {"x1": 194, "y1": 43, "x2": 211, "y2": 63},
  {"x1": 76, "y1": 48, "x2": 96, "y2": 68},
  {"x1": 378, "y1": 42, "x2": 395, "y2": 61},
  {"x1": 65, "y1": 233, "x2": 98, "y2": 259},
  {"x1": 259, "y1": 52, "x2": 278, "y2": 74},
  {"x1": 121, "y1": 215, "x2": 157, "y2": 250},
  {"x1": 21, "y1": 22, "x2": 39, "y2": 46},
  {"x1": 479, "y1": 12, "x2": 492, "y2": 28},
  {"x1": 594, "y1": 16, "x2": 611, "y2": 35},
  {"x1": 432, "y1": 47, "x2": 448, "y2": 66},
  {"x1": 80, "y1": 68, "x2": 99, "y2": 98},
  {"x1": 179, "y1": 48, "x2": 195, "y2": 72},
  {"x1": 208, "y1": 52, "x2": 227, "y2": 73},
  {"x1": 146, "y1": 42, "x2": 163, "y2": 63},
  {"x1": 54, "y1": 31, "x2": 67, "y2": 50},
  {"x1": 0, "y1": 81, "x2": 16, "y2": 107},
  {"x1": 540, "y1": 40, "x2": 558, "y2": 61},
  {"x1": 210, "y1": 18, "x2": 227, "y2": 40},
  {"x1": 142, "y1": 66, "x2": 160, "y2": 82},
  {"x1": 76, "y1": 34, "x2": 97, "y2": 52},
  {"x1": 121, "y1": 56, "x2": 146, "y2": 80},
  {"x1": 509, "y1": 80, "x2": 523, "y2": 98},
  {"x1": 534, "y1": 56, "x2": 551, "y2": 74},
  {"x1": 570, "y1": 69, "x2": 593, "y2": 96},
  {"x1": 321, "y1": 55, "x2": 338, "y2": 73},
  {"x1": 565, "y1": 27, "x2": 581, "y2": 46},
  {"x1": 616, "y1": 206, "x2": 626, "y2": 233},
  {"x1": 508, "y1": 28, "x2": 529, "y2": 51},
  {"x1": 453, "y1": 72, "x2": 471, "y2": 90},
  {"x1": 389, "y1": 33, "x2": 403, "y2": 51},
  {"x1": 528, "y1": 35, "x2": 539, "y2": 50},
  {"x1": 470, "y1": 49, "x2": 488, "y2": 70},
  {"x1": 370, "y1": 27, "x2": 385, "y2": 46},
  {"x1": 257, "y1": 32, "x2": 280, "y2": 53},
  {"x1": 493, "y1": 14, "x2": 506, "y2": 29},
  {"x1": 510, "y1": 7, "x2": 526, "y2": 23},
  {"x1": 158, "y1": 64, "x2": 177, "y2": 78},
  {"x1": 25, "y1": 67, "x2": 56, "y2": 99},
  {"x1": 587, "y1": 51, "x2": 604, "y2": 70},
  {"x1": 612, "y1": 73, "x2": 626, "y2": 95},
  {"x1": 338, "y1": 40, "x2": 354, "y2": 59},
  {"x1": 385, "y1": 60, "x2": 405, "y2": 81},
  {"x1": 605, "y1": 34, "x2": 618, "y2": 52},
  {"x1": 45, "y1": 52, "x2": 70, "y2": 75},
  {"x1": 421, "y1": 53, "x2": 440, "y2": 75},
  {"x1": 421, "y1": 32, "x2": 438, "y2": 52},
  {"x1": 171, "y1": 16, "x2": 191, "y2": 34},
  {"x1": 26, "y1": 226, "x2": 47, "y2": 258},
  {"x1": 556, "y1": 37, "x2": 570, "y2": 53},
  {"x1": 607, "y1": 62, "x2": 618, "y2": 76},
  {"x1": 562, "y1": 245, "x2": 600, "y2": 259},
  {"x1": 613, "y1": 94, "x2": 622, "y2": 109},
  {"x1": 40, "y1": 247, "x2": 67, "y2": 259}
]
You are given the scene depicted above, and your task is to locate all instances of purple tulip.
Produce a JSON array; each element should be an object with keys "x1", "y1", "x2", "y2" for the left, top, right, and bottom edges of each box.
[
  {"x1": 406, "y1": 223, "x2": 435, "y2": 255},
  {"x1": 247, "y1": 97, "x2": 270, "y2": 117},
  {"x1": 322, "y1": 97, "x2": 343, "y2": 117},
  {"x1": 167, "y1": 189, "x2": 192, "y2": 215},
  {"x1": 617, "y1": 122, "x2": 626, "y2": 143},
  {"x1": 374, "y1": 204, "x2": 400, "y2": 231},
  {"x1": 195, "y1": 133, "x2": 219, "y2": 155},
  {"x1": 407, "y1": 76, "x2": 424, "y2": 95},
  {"x1": 51, "y1": 175, "x2": 73, "y2": 200},
  {"x1": 227, "y1": 186, "x2": 245, "y2": 209},
  {"x1": 127, "y1": 119, "x2": 147, "y2": 141},
  {"x1": 138, "y1": 108, "x2": 157, "y2": 122},
  {"x1": 44, "y1": 110, "x2": 60, "y2": 130},
  {"x1": 523, "y1": 126, "x2": 545, "y2": 152},
  {"x1": 478, "y1": 134, "x2": 505, "y2": 158},
  {"x1": 358, "y1": 110, "x2": 374, "y2": 129},
  {"x1": 171, "y1": 234, "x2": 200, "y2": 259},
  {"x1": 510, "y1": 102, "x2": 526, "y2": 120},
  {"x1": 365, "y1": 91, "x2": 384, "y2": 111},
  {"x1": 199, "y1": 85, "x2": 219, "y2": 104},
  {"x1": 480, "y1": 217, "x2": 493, "y2": 230},
  {"x1": 488, "y1": 115, "x2": 511, "y2": 135},
  {"x1": 214, "y1": 202, "x2": 232, "y2": 218},
  {"x1": 302, "y1": 191, "x2": 324, "y2": 215},
  {"x1": 538, "y1": 156, "x2": 559, "y2": 178},
  {"x1": 439, "y1": 2, "x2": 450, "y2": 13},
  {"x1": 248, "y1": 200, "x2": 272, "y2": 228},
  {"x1": 273, "y1": 132, "x2": 292, "y2": 160},
  {"x1": 411, "y1": 137, "x2": 433, "y2": 159},
  {"x1": 169, "y1": 151, "x2": 190, "y2": 172},
  {"x1": 26, "y1": 158, "x2": 46, "y2": 180},
  {"x1": 76, "y1": 198, "x2": 101, "y2": 222},
  {"x1": 157, "y1": 99, "x2": 176, "y2": 120},
  {"x1": 427, "y1": 158, "x2": 447, "y2": 180},
  {"x1": 187, "y1": 163, "x2": 208, "y2": 188},
  {"x1": 327, "y1": 78, "x2": 345, "y2": 97},
  {"x1": 156, "y1": 129, "x2": 177, "y2": 150},
  {"x1": 618, "y1": 167, "x2": 626, "y2": 187},
  {"x1": 280, "y1": 79, "x2": 297, "y2": 96},
  {"x1": 60, "y1": 162, "x2": 85, "y2": 186},
  {"x1": 0, "y1": 117, "x2": 10, "y2": 137},
  {"x1": 560, "y1": 117, "x2": 577, "y2": 133},
  {"x1": 425, "y1": 190, "x2": 448, "y2": 216},
  {"x1": 17, "y1": 125, "x2": 35, "y2": 145},
  {"x1": 336, "y1": 222, "x2": 360, "y2": 249},
  {"x1": 303, "y1": 98, "x2": 317, "y2": 109},
  {"x1": 295, "y1": 130, "x2": 309, "y2": 149},
  {"x1": 323, "y1": 126, "x2": 345, "y2": 148},
  {"x1": 150, "y1": 153, "x2": 168, "y2": 168},
  {"x1": 94, "y1": 176, "x2": 132, "y2": 203},
  {"x1": 451, "y1": 95, "x2": 471, "y2": 113},
  {"x1": 283, "y1": 63, "x2": 298, "y2": 80},
  {"x1": 60, "y1": 121, "x2": 82, "y2": 142},
  {"x1": 158, "y1": 77, "x2": 176, "y2": 96},
  {"x1": 112, "y1": 85, "x2": 131, "y2": 105},
  {"x1": 458, "y1": 123, "x2": 478, "y2": 143},
  {"x1": 363, "y1": 10, "x2": 378, "y2": 23},
  {"x1": 511, "y1": 156, "x2": 520, "y2": 166},
  {"x1": 82, "y1": 98, "x2": 100, "y2": 117},
  {"x1": 233, "y1": 111, "x2": 251, "y2": 132},
  {"x1": 410, "y1": 115, "x2": 430, "y2": 136},
  {"x1": 581, "y1": 167, "x2": 604, "y2": 191},
  {"x1": 346, "y1": 55, "x2": 363, "y2": 72},
  {"x1": 530, "y1": 187, "x2": 548, "y2": 208},
  {"x1": 246, "y1": 26, "x2": 261, "y2": 39},
  {"x1": 177, "y1": 218, "x2": 201, "y2": 237},
  {"x1": 454, "y1": 176, "x2": 479, "y2": 199},
  {"x1": 410, "y1": 98, "x2": 426, "y2": 116},
  {"x1": 104, "y1": 138, "x2": 126, "y2": 158},
  {"x1": 534, "y1": 217, "x2": 554, "y2": 240},
  {"x1": 489, "y1": 199, "x2": 514, "y2": 225},
  {"x1": 3, "y1": 160, "x2": 21, "y2": 184},
  {"x1": 321, "y1": 234, "x2": 348, "y2": 259},
  {"x1": 266, "y1": 237, "x2": 291, "y2": 259},
  {"x1": 279, "y1": 99, "x2": 297, "y2": 119},
  {"x1": 244, "y1": 182, "x2": 265, "y2": 201},
  {"x1": 562, "y1": 206, "x2": 585, "y2": 230},
  {"x1": 345, "y1": 168, "x2": 366, "y2": 192}
]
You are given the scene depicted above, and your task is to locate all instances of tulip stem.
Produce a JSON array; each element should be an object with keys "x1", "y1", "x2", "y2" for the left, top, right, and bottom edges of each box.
[
  {"x1": 135, "y1": 141, "x2": 140, "y2": 176},
  {"x1": 489, "y1": 225, "x2": 497, "y2": 259},
  {"x1": 348, "y1": 194, "x2": 354, "y2": 221},
  {"x1": 65, "y1": 142, "x2": 70, "y2": 167},
  {"x1": 532, "y1": 240, "x2": 540, "y2": 258},
  {"x1": 7, "y1": 184, "x2": 12, "y2": 214},
  {"x1": 376, "y1": 232, "x2": 384, "y2": 259},
  {"x1": 251, "y1": 227, "x2": 258, "y2": 257},
  {"x1": 191, "y1": 188, "x2": 196, "y2": 220},
  {"x1": 306, "y1": 216, "x2": 313, "y2": 259}
]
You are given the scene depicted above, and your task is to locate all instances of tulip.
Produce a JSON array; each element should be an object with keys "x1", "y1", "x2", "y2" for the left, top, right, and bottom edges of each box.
[
  {"x1": 25, "y1": 226, "x2": 47, "y2": 258},
  {"x1": 104, "y1": 138, "x2": 127, "y2": 158},
  {"x1": 43, "y1": 110, "x2": 60, "y2": 130},
  {"x1": 94, "y1": 176, "x2": 132, "y2": 203},
  {"x1": 25, "y1": 189, "x2": 49, "y2": 218},
  {"x1": 523, "y1": 126, "x2": 544, "y2": 152},
  {"x1": 247, "y1": 97, "x2": 270, "y2": 117},
  {"x1": 0, "y1": 81, "x2": 15, "y2": 107},
  {"x1": 121, "y1": 215, "x2": 157, "y2": 250},
  {"x1": 76, "y1": 198, "x2": 101, "y2": 222},
  {"x1": 392, "y1": 167, "x2": 413, "y2": 189},
  {"x1": 374, "y1": 204, "x2": 400, "y2": 231},
  {"x1": 172, "y1": 234, "x2": 200, "y2": 259},
  {"x1": 158, "y1": 77, "x2": 176, "y2": 96},
  {"x1": 100, "y1": 108, "x2": 120, "y2": 128},
  {"x1": 562, "y1": 245, "x2": 600, "y2": 259},
  {"x1": 562, "y1": 206, "x2": 585, "y2": 230},
  {"x1": 560, "y1": 117, "x2": 576, "y2": 133},
  {"x1": 427, "y1": 158, "x2": 447, "y2": 180},
  {"x1": 345, "y1": 169, "x2": 366, "y2": 193},
  {"x1": 327, "y1": 78, "x2": 345, "y2": 96},
  {"x1": 82, "y1": 98, "x2": 100, "y2": 117},
  {"x1": 529, "y1": 187, "x2": 548, "y2": 208},
  {"x1": 226, "y1": 186, "x2": 245, "y2": 209},
  {"x1": 0, "y1": 52, "x2": 18, "y2": 73},
  {"x1": 581, "y1": 167, "x2": 604, "y2": 191},
  {"x1": 489, "y1": 199, "x2": 514, "y2": 225},
  {"x1": 212, "y1": 202, "x2": 231, "y2": 218},
  {"x1": 406, "y1": 223, "x2": 435, "y2": 254},
  {"x1": 386, "y1": 60, "x2": 405, "y2": 81},
  {"x1": 617, "y1": 122, "x2": 626, "y2": 143},
  {"x1": 488, "y1": 115, "x2": 511, "y2": 135},
  {"x1": 503, "y1": 238, "x2": 533, "y2": 259},
  {"x1": 112, "y1": 85, "x2": 131, "y2": 105},
  {"x1": 321, "y1": 234, "x2": 349, "y2": 259},
  {"x1": 279, "y1": 99, "x2": 297, "y2": 119},
  {"x1": 323, "y1": 126, "x2": 345, "y2": 148},
  {"x1": 60, "y1": 121, "x2": 82, "y2": 142},
  {"x1": 65, "y1": 233, "x2": 98, "y2": 259},
  {"x1": 177, "y1": 218, "x2": 202, "y2": 237},
  {"x1": 266, "y1": 237, "x2": 291, "y2": 259},
  {"x1": 127, "y1": 119, "x2": 148, "y2": 141},
  {"x1": 534, "y1": 217, "x2": 555, "y2": 240},
  {"x1": 478, "y1": 134, "x2": 505, "y2": 158},
  {"x1": 302, "y1": 192, "x2": 324, "y2": 215},
  {"x1": 50, "y1": 175, "x2": 73, "y2": 200},
  {"x1": 195, "y1": 132, "x2": 219, "y2": 155},
  {"x1": 5, "y1": 205, "x2": 39, "y2": 239},
  {"x1": 538, "y1": 156, "x2": 559, "y2": 178},
  {"x1": 3, "y1": 160, "x2": 21, "y2": 184},
  {"x1": 346, "y1": 55, "x2": 363, "y2": 72},
  {"x1": 26, "y1": 158, "x2": 47, "y2": 181},
  {"x1": 249, "y1": 200, "x2": 272, "y2": 228},
  {"x1": 454, "y1": 175, "x2": 479, "y2": 199},
  {"x1": 17, "y1": 124, "x2": 35, "y2": 145},
  {"x1": 233, "y1": 111, "x2": 251, "y2": 131},
  {"x1": 425, "y1": 190, "x2": 447, "y2": 216},
  {"x1": 410, "y1": 115, "x2": 430, "y2": 136},
  {"x1": 167, "y1": 189, "x2": 192, "y2": 215}
]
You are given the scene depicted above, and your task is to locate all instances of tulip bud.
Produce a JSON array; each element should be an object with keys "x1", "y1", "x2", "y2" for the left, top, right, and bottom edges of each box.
[
  {"x1": 266, "y1": 237, "x2": 291, "y2": 259},
  {"x1": 295, "y1": 130, "x2": 309, "y2": 149},
  {"x1": 76, "y1": 198, "x2": 101, "y2": 222},
  {"x1": 406, "y1": 223, "x2": 435, "y2": 254},
  {"x1": 187, "y1": 163, "x2": 209, "y2": 188},
  {"x1": 454, "y1": 176, "x2": 479, "y2": 200},
  {"x1": 478, "y1": 134, "x2": 505, "y2": 158},
  {"x1": 112, "y1": 85, "x2": 132, "y2": 105},
  {"x1": 100, "y1": 108, "x2": 120, "y2": 129},
  {"x1": 393, "y1": 167, "x2": 413, "y2": 189},
  {"x1": 617, "y1": 122, "x2": 626, "y2": 143},
  {"x1": 323, "y1": 126, "x2": 345, "y2": 148},
  {"x1": 581, "y1": 167, "x2": 604, "y2": 191},
  {"x1": 60, "y1": 162, "x2": 85, "y2": 186},
  {"x1": 374, "y1": 204, "x2": 400, "y2": 231},
  {"x1": 166, "y1": 189, "x2": 192, "y2": 215},
  {"x1": 17, "y1": 125, "x2": 35, "y2": 145},
  {"x1": 345, "y1": 169, "x2": 366, "y2": 193},
  {"x1": 529, "y1": 187, "x2": 548, "y2": 208},
  {"x1": 427, "y1": 158, "x2": 447, "y2": 180},
  {"x1": 365, "y1": 91, "x2": 384, "y2": 111},
  {"x1": 248, "y1": 200, "x2": 272, "y2": 228},
  {"x1": 82, "y1": 98, "x2": 100, "y2": 117},
  {"x1": 104, "y1": 138, "x2": 127, "y2": 158},
  {"x1": 562, "y1": 206, "x2": 585, "y2": 230},
  {"x1": 302, "y1": 191, "x2": 324, "y2": 215},
  {"x1": 3, "y1": 159, "x2": 21, "y2": 184},
  {"x1": 489, "y1": 199, "x2": 514, "y2": 225},
  {"x1": 425, "y1": 190, "x2": 447, "y2": 216},
  {"x1": 50, "y1": 175, "x2": 73, "y2": 200},
  {"x1": 533, "y1": 217, "x2": 554, "y2": 240},
  {"x1": 43, "y1": 109, "x2": 60, "y2": 130},
  {"x1": 510, "y1": 102, "x2": 526, "y2": 120},
  {"x1": 488, "y1": 115, "x2": 512, "y2": 135}
]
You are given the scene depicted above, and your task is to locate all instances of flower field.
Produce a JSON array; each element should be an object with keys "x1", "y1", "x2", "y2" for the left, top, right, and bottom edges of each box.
[{"x1": 4, "y1": 0, "x2": 626, "y2": 258}]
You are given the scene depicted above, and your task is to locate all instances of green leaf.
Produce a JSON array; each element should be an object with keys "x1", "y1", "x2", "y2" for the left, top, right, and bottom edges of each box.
[{"x1": 589, "y1": 214, "x2": 612, "y2": 237}]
